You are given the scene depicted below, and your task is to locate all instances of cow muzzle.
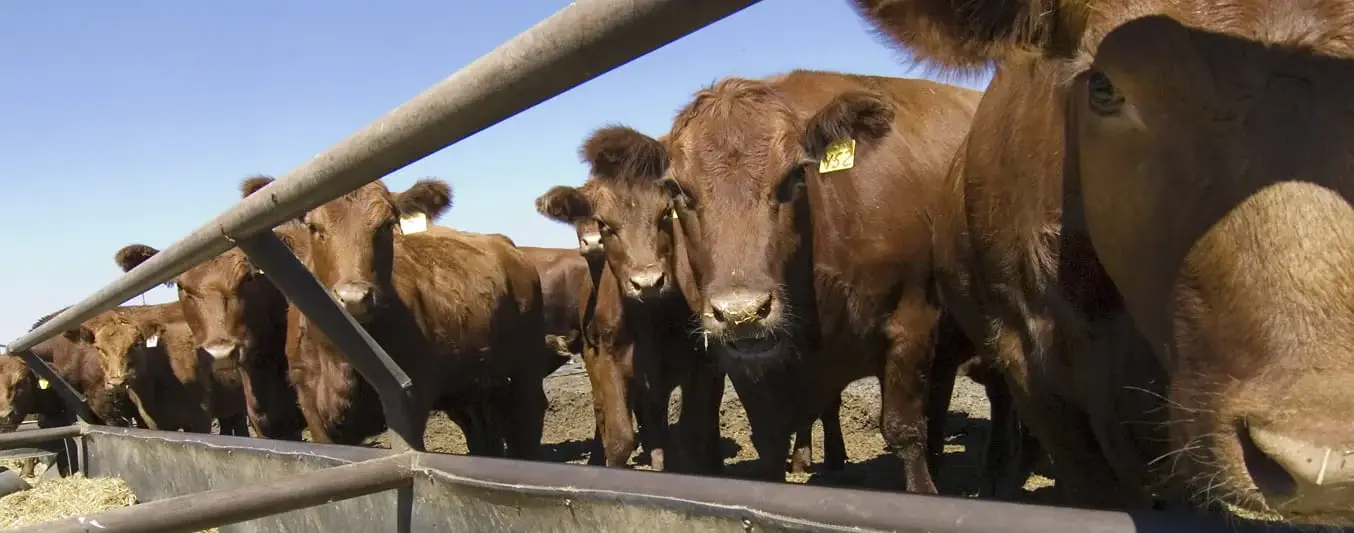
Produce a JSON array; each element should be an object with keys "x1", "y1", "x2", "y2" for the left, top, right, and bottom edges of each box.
[
  {"x1": 625, "y1": 267, "x2": 666, "y2": 299},
  {"x1": 332, "y1": 282, "x2": 376, "y2": 322},
  {"x1": 1242, "y1": 424, "x2": 1354, "y2": 518},
  {"x1": 578, "y1": 232, "x2": 603, "y2": 257},
  {"x1": 201, "y1": 341, "x2": 242, "y2": 371}
]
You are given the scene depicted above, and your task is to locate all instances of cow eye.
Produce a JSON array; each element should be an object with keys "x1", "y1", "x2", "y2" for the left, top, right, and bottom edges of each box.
[
  {"x1": 776, "y1": 165, "x2": 806, "y2": 203},
  {"x1": 1087, "y1": 70, "x2": 1124, "y2": 115},
  {"x1": 596, "y1": 219, "x2": 614, "y2": 235}
]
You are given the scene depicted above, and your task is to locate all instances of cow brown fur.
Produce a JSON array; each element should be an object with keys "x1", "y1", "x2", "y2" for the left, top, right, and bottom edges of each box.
[
  {"x1": 535, "y1": 126, "x2": 726, "y2": 474},
  {"x1": 851, "y1": 0, "x2": 1354, "y2": 523},
  {"x1": 2, "y1": 309, "x2": 143, "y2": 429},
  {"x1": 659, "y1": 69, "x2": 986, "y2": 491},
  {"x1": 517, "y1": 246, "x2": 590, "y2": 358},
  {"x1": 70, "y1": 303, "x2": 249, "y2": 435},
  {"x1": 281, "y1": 177, "x2": 552, "y2": 458},
  {"x1": 113, "y1": 177, "x2": 311, "y2": 440}
]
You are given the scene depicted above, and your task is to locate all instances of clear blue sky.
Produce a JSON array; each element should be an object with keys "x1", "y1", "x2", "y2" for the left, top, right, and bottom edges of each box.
[{"x1": 0, "y1": 0, "x2": 991, "y2": 343}]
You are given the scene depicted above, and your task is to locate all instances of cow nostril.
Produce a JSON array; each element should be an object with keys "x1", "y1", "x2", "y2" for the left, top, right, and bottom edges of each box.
[
  {"x1": 709, "y1": 305, "x2": 728, "y2": 324},
  {"x1": 1240, "y1": 424, "x2": 1300, "y2": 501},
  {"x1": 755, "y1": 294, "x2": 773, "y2": 319},
  {"x1": 651, "y1": 273, "x2": 665, "y2": 290}
]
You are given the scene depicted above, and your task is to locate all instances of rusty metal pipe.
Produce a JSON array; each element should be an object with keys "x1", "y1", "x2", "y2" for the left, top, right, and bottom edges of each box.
[
  {"x1": 12, "y1": 453, "x2": 413, "y2": 533},
  {"x1": 5, "y1": 0, "x2": 764, "y2": 357},
  {"x1": 0, "y1": 424, "x2": 82, "y2": 451}
]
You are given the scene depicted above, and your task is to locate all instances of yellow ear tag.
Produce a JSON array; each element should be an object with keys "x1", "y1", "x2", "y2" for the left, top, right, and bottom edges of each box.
[
  {"x1": 670, "y1": 208, "x2": 679, "y2": 220},
  {"x1": 819, "y1": 138, "x2": 857, "y2": 174},
  {"x1": 399, "y1": 212, "x2": 428, "y2": 235},
  {"x1": 38, "y1": 378, "x2": 49, "y2": 390}
]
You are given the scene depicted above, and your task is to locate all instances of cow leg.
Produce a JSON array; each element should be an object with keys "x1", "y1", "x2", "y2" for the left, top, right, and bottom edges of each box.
[
  {"x1": 879, "y1": 294, "x2": 941, "y2": 494},
  {"x1": 218, "y1": 413, "x2": 250, "y2": 437},
  {"x1": 820, "y1": 394, "x2": 846, "y2": 471},
  {"x1": 728, "y1": 372, "x2": 795, "y2": 482},
  {"x1": 925, "y1": 354, "x2": 959, "y2": 477},
  {"x1": 979, "y1": 372, "x2": 1029, "y2": 500},
  {"x1": 788, "y1": 424, "x2": 814, "y2": 474},
  {"x1": 989, "y1": 323, "x2": 1146, "y2": 509},
  {"x1": 586, "y1": 348, "x2": 637, "y2": 467},
  {"x1": 444, "y1": 402, "x2": 494, "y2": 457},
  {"x1": 676, "y1": 360, "x2": 724, "y2": 475},
  {"x1": 501, "y1": 376, "x2": 547, "y2": 461}
]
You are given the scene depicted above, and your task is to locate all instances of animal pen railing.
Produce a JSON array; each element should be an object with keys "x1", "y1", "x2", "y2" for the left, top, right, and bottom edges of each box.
[{"x1": 0, "y1": 0, "x2": 1338, "y2": 532}]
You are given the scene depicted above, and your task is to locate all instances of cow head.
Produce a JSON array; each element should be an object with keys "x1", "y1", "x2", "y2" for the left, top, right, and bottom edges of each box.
[
  {"x1": 115, "y1": 176, "x2": 301, "y2": 372},
  {"x1": 662, "y1": 78, "x2": 894, "y2": 363},
  {"x1": 537, "y1": 189, "x2": 605, "y2": 259},
  {"x1": 537, "y1": 126, "x2": 678, "y2": 301},
  {"x1": 299, "y1": 178, "x2": 452, "y2": 323},
  {"x1": 73, "y1": 313, "x2": 160, "y2": 391},
  {"x1": 853, "y1": 0, "x2": 1354, "y2": 522},
  {"x1": 0, "y1": 355, "x2": 36, "y2": 431}
]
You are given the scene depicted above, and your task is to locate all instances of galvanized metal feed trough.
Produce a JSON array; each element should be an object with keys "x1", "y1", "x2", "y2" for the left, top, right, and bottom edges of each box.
[{"x1": 1, "y1": 1, "x2": 1345, "y2": 532}]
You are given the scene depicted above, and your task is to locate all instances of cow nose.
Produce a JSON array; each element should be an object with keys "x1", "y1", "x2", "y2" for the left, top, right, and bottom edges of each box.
[
  {"x1": 1244, "y1": 425, "x2": 1354, "y2": 514},
  {"x1": 579, "y1": 233, "x2": 603, "y2": 255},
  {"x1": 332, "y1": 282, "x2": 375, "y2": 318},
  {"x1": 708, "y1": 290, "x2": 775, "y2": 326},
  {"x1": 628, "y1": 268, "x2": 665, "y2": 295},
  {"x1": 202, "y1": 341, "x2": 241, "y2": 370}
]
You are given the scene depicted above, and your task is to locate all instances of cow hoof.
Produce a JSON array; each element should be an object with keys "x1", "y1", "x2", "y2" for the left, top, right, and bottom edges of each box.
[{"x1": 649, "y1": 449, "x2": 665, "y2": 472}]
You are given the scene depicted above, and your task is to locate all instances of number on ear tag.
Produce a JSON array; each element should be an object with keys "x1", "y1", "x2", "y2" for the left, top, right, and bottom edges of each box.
[{"x1": 819, "y1": 138, "x2": 857, "y2": 174}]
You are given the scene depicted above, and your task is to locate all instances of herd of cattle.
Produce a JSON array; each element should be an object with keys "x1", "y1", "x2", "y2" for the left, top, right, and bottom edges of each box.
[{"x1": 3, "y1": 0, "x2": 1354, "y2": 526}]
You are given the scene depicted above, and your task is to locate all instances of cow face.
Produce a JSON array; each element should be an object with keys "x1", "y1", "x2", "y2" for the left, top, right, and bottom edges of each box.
[
  {"x1": 661, "y1": 79, "x2": 822, "y2": 362},
  {"x1": 76, "y1": 314, "x2": 159, "y2": 391},
  {"x1": 537, "y1": 127, "x2": 678, "y2": 302},
  {"x1": 300, "y1": 179, "x2": 452, "y2": 323},
  {"x1": 115, "y1": 177, "x2": 302, "y2": 373},
  {"x1": 853, "y1": 0, "x2": 1354, "y2": 521},
  {"x1": 0, "y1": 355, "x2": 36, "y2": 431}
]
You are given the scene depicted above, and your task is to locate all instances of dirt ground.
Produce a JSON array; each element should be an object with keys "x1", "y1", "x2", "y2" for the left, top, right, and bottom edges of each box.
[{"x1": 368, "y1": 359, "x2": 1058, "y2": 501}]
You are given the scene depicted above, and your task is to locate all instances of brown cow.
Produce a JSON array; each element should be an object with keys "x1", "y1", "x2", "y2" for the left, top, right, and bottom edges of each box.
[
  {"x1": 517, "y1": 246, "x2": 590, "y2": 359},
  {"x1": 850, "y1": 0, "x2": 1354, "y2": 523},
  {"x1": 0, "y1": 309, "x2": 142, "y2": 429},
  {"x1": 274, "y1": 176, "x2": 551, "y2": 458},
  {"x1": 113, "y1": 176, "x2": 309, "y2": 440},
  {"x1": 658, "y1": 70, "x2": 984, "y2": 491},
  {"x1": 70, "y1": 303, "x2": 249, "y2": 435},
  {"x1": 536, "y1": 126, "x2": 725, "y2": 473},
  {"x1": 0, "y1": 355, "x2": 41, "y2": 431}
]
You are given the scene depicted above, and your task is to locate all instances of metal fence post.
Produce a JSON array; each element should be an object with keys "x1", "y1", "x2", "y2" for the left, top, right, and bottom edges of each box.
[{"x1": 235, "y1": 231, "x2": 421, "y2": 452}]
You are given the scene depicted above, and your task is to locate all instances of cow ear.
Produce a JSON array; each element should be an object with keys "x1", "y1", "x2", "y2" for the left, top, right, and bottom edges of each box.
[
  {"x1": 580, "y1": 125, "x2": 667, "y2": 181},
  {"x1": 535, "y1": 186, "x2": 592, "y2": 224},
  {"x1": 849, "y1": 0, "x2": 1061, "y2": 72},
  {"x1": 63, "y1": 326, "x2": 94, "y2": 344},
  {"x1": 115, "y1": 244, "x2": 159, "y2": 272},
  {"x1": 395, "y1": 179, "x2": 453, "y2": 221},
  {"x1": 240, "y1": 175, "x2": 275, "y2": 198},
  {"x1": 802, "y1": 91, "x2": 895, "y2": 166}
]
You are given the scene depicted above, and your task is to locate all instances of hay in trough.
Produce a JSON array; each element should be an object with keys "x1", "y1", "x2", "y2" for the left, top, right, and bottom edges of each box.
[
  {"x1": 0, "y1": 473, "x2": 136, "y2": 527},
  {"x1": 0, "y1": 472, "x2": 219, "y2": 532}
]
